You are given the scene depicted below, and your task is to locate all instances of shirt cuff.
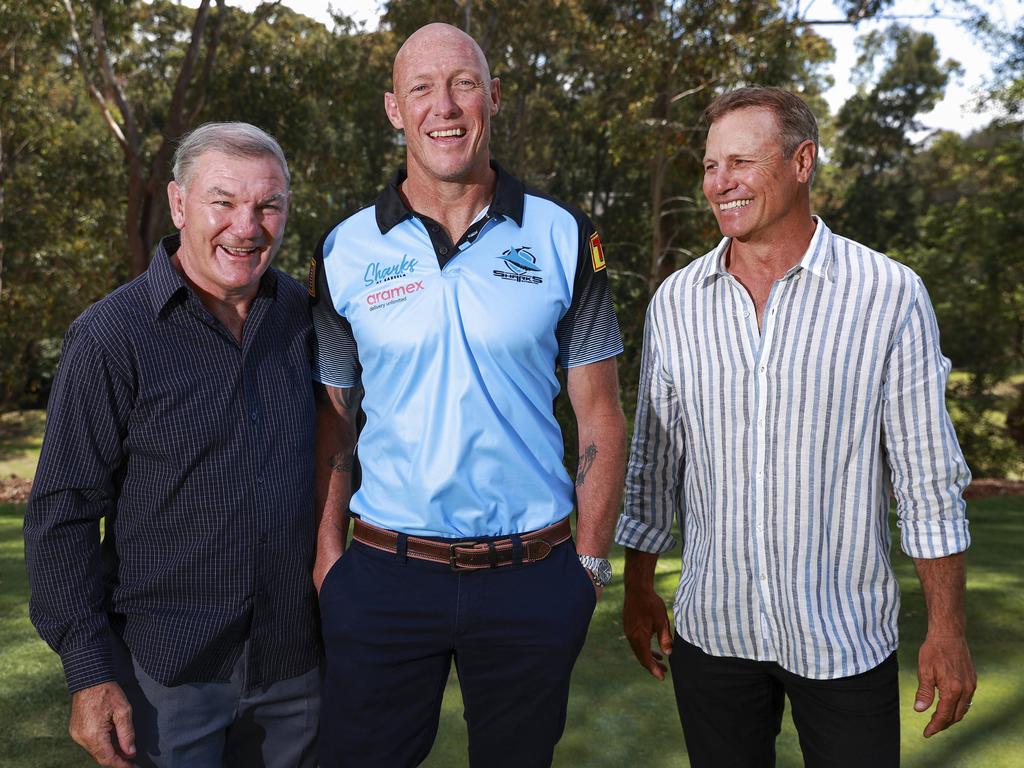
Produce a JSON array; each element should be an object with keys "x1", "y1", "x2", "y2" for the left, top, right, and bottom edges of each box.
[
  {"x1": 898, "y1": 517, "x2": 971, "y2": 560},
  {"x1": 614, "y1": 514, "x2": 677, "y2": 554},
  {"x1": 61, "y1": 641, "x2": 116, "y2": 694}
]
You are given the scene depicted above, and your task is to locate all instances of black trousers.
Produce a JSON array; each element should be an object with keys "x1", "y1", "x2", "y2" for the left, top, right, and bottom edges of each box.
[
  {"x1": 318, "y1": 537, "x2": 597, "y2": 768},
  {"x1": 670, "y1": 636, "x2": 900, "y2": 768}
]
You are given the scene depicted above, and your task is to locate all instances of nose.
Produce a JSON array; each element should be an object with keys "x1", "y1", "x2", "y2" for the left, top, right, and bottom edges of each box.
[
  {"x1": 229, "y1": 205, "x2": 263, "y2": 240},
  {"x1": 711, "y1": 166, "x2": 737, "y2": 197},
  {"x1": 432, "y1": 84, "x2": 461, "y2": 119}
]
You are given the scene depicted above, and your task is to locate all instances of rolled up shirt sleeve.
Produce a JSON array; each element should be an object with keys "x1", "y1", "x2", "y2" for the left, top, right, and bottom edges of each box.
[
  {"x1": 23, "y1": 322, "x2": 132, "y2": 693},
  {"x1": 882, "y1": 277, "x2": 971, "y2": 559},
  {"x1": 615, "y1": 294, "x2": 684, "y2": 554}
]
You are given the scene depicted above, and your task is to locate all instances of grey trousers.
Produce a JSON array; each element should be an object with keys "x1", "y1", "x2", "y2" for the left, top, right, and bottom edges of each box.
[{"x1": 112, "y1": 637, "x2": 320, "y2": 768}]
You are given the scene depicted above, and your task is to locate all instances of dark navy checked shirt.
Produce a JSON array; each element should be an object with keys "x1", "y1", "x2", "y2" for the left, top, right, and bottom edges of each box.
[{"x1": 24, "y1": 234, "x2": 320, "y2": 693}]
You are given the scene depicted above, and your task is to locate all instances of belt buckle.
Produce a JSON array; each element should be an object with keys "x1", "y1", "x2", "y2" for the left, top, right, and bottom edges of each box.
[{"x1": 449, "y1": 541, "x2": 477, "y2": 571}]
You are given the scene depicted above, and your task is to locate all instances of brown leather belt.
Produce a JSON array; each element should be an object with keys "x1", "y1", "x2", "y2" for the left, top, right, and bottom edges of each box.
[{"x1": 352, "y1": 517, "x2": 571, "y2": 571}]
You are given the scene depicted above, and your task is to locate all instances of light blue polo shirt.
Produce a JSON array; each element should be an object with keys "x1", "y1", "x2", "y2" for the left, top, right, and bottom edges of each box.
[{"x1": 310, "y1": 164, "x2": 623, "y2": 538}]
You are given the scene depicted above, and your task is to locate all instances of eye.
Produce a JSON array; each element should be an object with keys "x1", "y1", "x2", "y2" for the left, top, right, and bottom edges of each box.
[
  {"x1": 409, "y1": 83, "x2": 429, "y2": 94},
  {"x1": 454, "y1": 79, "x2": 478, "y2": 89}
]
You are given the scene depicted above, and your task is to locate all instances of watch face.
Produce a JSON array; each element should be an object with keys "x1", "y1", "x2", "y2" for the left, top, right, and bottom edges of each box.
[{"x1": 595, "y1": 559, "x2": 612, "y2": 583}]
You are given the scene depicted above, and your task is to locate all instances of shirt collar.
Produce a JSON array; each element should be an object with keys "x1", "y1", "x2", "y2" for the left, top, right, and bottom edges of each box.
[
  {"x1": 148, "y1": 234, "x2": 189, "y2": 316},
  {"x1": 374, "y1": 160, "x2": 525, "y2": 234},
  {"x1": 147, "y1": 233, "x2": 278, "y2": 317},
  {"x1": 693, "y1": 216, "x2": 835, "y2": 287}
]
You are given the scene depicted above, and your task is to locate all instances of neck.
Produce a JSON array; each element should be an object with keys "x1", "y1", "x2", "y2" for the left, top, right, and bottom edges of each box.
[
  {"x1": 400, "y1": 162, "x2": 497, "y2": 240},
  {"x1": 171, "y1": 253, "x2": 256, "y2": 343},
  {"x1": 727, "y1": 215, "x2": 817, "y2": 282}
]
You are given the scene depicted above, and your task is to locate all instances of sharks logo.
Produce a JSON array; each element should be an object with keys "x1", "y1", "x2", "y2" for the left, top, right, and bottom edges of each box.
[{"x1": 493, "y1": 245, "x2": 543, "y2": 284}]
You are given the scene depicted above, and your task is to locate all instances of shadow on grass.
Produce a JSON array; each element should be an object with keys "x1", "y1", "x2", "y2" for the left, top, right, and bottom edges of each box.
[{"x1": 0, "y1": 411, "x2": 45, "y2": 464}]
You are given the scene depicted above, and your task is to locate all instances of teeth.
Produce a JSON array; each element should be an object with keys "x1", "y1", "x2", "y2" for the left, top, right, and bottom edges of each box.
[
  {"x1": 429, "y1": 128, "x2": 466, "y2": 138},
  {"x1": 720, "y1": 199, "x2": 752, "y2": 211},
  {"x1": 221, "y1": 246, "x2": 257, "y2": 255}
]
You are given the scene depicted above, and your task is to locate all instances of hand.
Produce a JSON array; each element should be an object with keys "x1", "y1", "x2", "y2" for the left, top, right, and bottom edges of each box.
[
  {"x1": 69, "y1": 681, "x2": 136, "y2": 767},
  {"x1": 623, "y1": 585, "x2": 673, "y2": 680},
  {"x1": 914, "y1": 633, "x2": 977, "y2": 737},
  {"x1": 313, "y1": 550, "x2": 342, "y2": 594}
]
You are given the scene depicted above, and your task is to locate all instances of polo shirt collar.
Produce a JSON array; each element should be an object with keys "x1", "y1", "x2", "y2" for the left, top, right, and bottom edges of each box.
[
  {"x1": 374, "y1": 160, "x2": 525, "y2": 234},
  {"x1": 693, "y1": 216, "x2": 835, "y2": 287},
  {"x1": 147, "y1": 233, "x2": 278, "y2": 317}
]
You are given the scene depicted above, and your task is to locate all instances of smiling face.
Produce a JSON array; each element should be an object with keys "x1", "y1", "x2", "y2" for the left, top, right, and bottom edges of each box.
[
  {"x1": 384, "y1": 24, "x2": 500, "y2": 188},
  {"x1": 167, "y1": 150, "x2": 289, "y2": 303},
  {"x1": 702, "y1": 106, "x2": 815, "y2": 246}
]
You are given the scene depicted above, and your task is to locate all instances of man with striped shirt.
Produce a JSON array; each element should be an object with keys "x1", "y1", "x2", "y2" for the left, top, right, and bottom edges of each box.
[{"x1": 616, "y1": 87, "x2": 975, "y2": 766}]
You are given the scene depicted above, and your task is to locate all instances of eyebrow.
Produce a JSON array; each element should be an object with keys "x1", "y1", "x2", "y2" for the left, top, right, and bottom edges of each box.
[{"x1": 205, "y1": 188, "x2": 286, "y2": 205}]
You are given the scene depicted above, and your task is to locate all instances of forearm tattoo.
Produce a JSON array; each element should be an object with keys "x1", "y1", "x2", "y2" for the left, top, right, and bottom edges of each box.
[
  {"x1": 575, "y1": 443, "x2": 597, "y2": 488},
  {"x1": 328, "y1": 451, "x2": 354, "y2": 473}
]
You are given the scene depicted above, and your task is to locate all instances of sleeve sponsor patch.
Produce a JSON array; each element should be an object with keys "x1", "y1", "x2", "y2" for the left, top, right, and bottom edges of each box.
[
  {"x1": 307, "y1": 258, "x2": 317, "y2": 298},
  {"x1": 589, "y1": 232, "x2": 606, "y2": 272}
]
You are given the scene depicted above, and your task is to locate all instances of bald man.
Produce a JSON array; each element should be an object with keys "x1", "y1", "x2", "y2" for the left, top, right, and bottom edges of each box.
[{"x1": 308, "y1": 23, "x2": 626, "y2": 768}]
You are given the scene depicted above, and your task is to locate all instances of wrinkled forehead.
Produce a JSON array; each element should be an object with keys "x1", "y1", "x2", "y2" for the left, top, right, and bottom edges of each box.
[{"x1": 392, "y1": 25, "x2": 491, "y2": 89}]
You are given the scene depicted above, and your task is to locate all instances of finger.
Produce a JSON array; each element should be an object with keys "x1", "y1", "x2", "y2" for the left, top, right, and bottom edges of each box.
[
  {"x1": 627, "y1": 633, "x2": 665, "y2": 680},
  {"x1": 657, "y1": 615, "x2": 673, "y2": 655},
  {"x1": 112, "y1": 704, "x2": 136, "y2": 757},
  {"x1": 914, "y1": 672, "x2": 936, "y2": 713},
  {"x1": 924, "y1": 688, "x2": 961, "y2": 738}
]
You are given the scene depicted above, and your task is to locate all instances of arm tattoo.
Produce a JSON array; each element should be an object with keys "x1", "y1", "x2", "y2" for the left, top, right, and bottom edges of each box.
[
  {"x1": 328, "y1": 451, "x2": 354, "y2": 473},
  {"x1": 575, "y1": 443, "x2": 597, "y2": 488}
]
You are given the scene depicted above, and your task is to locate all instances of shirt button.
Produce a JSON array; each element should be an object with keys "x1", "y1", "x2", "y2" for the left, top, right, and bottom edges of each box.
[
  {"x1": 429, "y1": 224, "x2": 439, "y2": 233},
  {"x1": 256, "y1": 475, "x2": 264, "y2": 485},
  {"x1": 438, "y1": 246, "x2": 449, "y2": 256},
  {"x1": 756, "y1": 470, "x2": 763, "y2": 479},
  {"x1": 758, "y1": 418, "x2": 766, "y2": 427},
  {"x1": 760, "y1": 574, "x2": 768, "y2": 582},
  {"x1": 758, "y1": 366, "x2": 766, "y2": 374},
  {"x1": 770, "y1": 307, "x2": 777, "y2": 315},
  {"x1": 742, "y1": 311, "x2": 750, "y2": 318},
  {"x1": 756, "y1": 523, "x2": 764, "y2": 533},
  {"x1": 250, "y1": 409, "x2": 258, "y2": 422}
]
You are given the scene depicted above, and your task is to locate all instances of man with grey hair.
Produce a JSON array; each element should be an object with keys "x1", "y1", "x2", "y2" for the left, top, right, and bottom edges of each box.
[
  {"x1": 618, "y1": 87, "x2": 975, "y2": 766},
  {"x1": 25, "y1": 121, "x2": 320, "y2": 767}
]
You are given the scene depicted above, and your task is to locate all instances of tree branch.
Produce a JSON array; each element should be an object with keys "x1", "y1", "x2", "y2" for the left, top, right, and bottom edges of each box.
[
  {"x1": 88, "y1": 0, "x2": 140, "y2": 154},
  {"x1": 59, "y1": 0, "x2": 128, "y2": 151}
]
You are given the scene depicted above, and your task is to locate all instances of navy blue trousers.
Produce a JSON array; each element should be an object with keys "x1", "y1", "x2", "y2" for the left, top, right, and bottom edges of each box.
[
  {"x1": 670, "y1": 637, "x2": 900, "y2": 768},
  {"x1": 318, "y1": 536, "x2": 596, "y2": 768}
]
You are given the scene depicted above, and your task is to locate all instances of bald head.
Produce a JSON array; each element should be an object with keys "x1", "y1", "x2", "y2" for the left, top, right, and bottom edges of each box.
[{"x1": 392, "y1": 23, "x2": 491, "y2": 92}]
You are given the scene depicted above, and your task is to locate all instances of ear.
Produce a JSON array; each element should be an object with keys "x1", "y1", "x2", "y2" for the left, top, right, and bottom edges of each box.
[
  {"x1": 167, "y1": 180, "x2": 186, "y2": 229},
  {"x1": 488, "y1": 77, "x2": 501, "y2": 117},
  {"x1": 793, "y1": 140, "x2": 816, "y2": 184},
  {"x1": 384, "y1": 91, "x2": 404, "y2": 130}
]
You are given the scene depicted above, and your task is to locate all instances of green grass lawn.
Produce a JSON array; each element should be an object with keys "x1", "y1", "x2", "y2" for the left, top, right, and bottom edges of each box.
[
  {"x1": 0, "y1": 410, "x2": 46, "y2": 480},
  {"x1": 2, "y1": 497, "x2": 1022, "y2": 767}
]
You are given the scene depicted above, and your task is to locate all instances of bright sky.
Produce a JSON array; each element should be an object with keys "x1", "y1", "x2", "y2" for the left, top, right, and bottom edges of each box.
[{"x1": 200, "y1": 0, "x2": 1022, "y2": 136}]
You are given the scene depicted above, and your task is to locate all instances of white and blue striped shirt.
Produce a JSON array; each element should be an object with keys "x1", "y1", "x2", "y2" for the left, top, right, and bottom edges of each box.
[{"x1": 615, "y1": 219, "x2": 970, "y2": 680}]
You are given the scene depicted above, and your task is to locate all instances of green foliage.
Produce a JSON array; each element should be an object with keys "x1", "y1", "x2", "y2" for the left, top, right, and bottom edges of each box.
[
  {"x1": 2, "y1": 0, "x2": 1022, "y2": 473},
  {"x1": 893, "y1": 123, "x2": 1024, "y2": 476},
  {"x1": 822, "y1": 24, "x2": 958, "y2": 253}
]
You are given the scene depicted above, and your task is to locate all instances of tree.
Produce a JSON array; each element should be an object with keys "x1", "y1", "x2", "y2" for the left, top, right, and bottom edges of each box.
[{"x1": 822, "y1": 24, "x2": 957, "y2": 253}]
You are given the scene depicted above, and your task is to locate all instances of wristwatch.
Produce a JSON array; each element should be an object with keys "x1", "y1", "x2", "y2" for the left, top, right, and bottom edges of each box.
[{"x1": 578, "y1": 555, "x2": 612, "y2": 587}]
